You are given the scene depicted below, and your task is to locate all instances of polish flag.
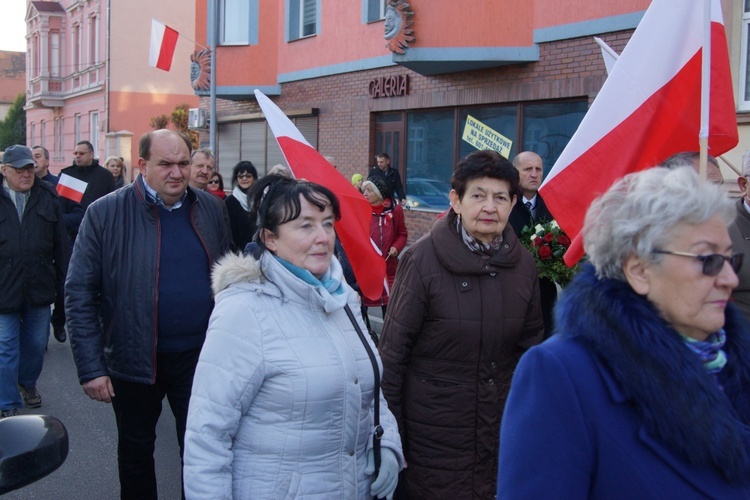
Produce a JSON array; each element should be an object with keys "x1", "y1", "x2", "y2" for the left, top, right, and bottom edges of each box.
[
  {"x1": 254, "y1": 90, "x2": 386, "y2": 301},
  {"x1": 149, "y1": 19, "x2": 179, "y2": 71},
  {"x1": 540, "y1": 0, "x2": 738, "y2": 265},
  {"x1": 56, "y1": 173, "x2": 87, "y2": 203}
]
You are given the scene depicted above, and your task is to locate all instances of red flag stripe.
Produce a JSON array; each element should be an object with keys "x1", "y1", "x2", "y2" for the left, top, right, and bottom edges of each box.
[
  {"x1": 56, "y1": 183, "x2": 84, "y2": 203},
  {"x1": 156, "y1": 26, "x2": 179, "y2": 71}
]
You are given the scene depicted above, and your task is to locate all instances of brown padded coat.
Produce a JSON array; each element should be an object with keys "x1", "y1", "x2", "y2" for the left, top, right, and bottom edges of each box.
[{"x1": 379, "y1": 210, "x2": 543, "y2": 499}]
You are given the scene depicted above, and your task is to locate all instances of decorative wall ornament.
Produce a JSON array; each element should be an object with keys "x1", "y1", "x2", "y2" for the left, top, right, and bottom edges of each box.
[
  {"x1": 385, "y1": 0, "x2": 415, "y2": 54},
  {"x1": 190, "y1": 49, "x2": 211, "y2": 92}
]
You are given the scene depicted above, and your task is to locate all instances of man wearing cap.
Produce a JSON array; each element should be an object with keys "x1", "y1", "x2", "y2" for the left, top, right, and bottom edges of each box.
[{"x1": 0, "y1": 145, "x2": 69, "y2": 417}]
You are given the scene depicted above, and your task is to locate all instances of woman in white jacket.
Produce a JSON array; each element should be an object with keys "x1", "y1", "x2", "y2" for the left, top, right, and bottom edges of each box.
[{"x1": 184, "y1": 175, "x2": 403, "y2": 499}]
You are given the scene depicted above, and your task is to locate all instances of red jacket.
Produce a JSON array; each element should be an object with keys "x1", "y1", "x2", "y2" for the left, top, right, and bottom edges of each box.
[{"x1": 365, "y1": 200, "x2": 407, "y2": 307}]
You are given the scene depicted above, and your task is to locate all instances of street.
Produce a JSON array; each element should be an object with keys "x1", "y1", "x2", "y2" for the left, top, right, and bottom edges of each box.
[{"x1": 3, "y1": 336, "x2": 182, "y2": 499}]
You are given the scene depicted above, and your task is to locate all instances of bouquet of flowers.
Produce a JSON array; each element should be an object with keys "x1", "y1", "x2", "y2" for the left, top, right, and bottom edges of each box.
[{"x1": 520, "y1": 219, "x2": 580, "y2": 286}]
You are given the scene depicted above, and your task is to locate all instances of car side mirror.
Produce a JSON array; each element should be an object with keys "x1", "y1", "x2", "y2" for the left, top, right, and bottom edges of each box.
[{"x1": 0, "y1": 415, "x2": 69, "y2": 493}]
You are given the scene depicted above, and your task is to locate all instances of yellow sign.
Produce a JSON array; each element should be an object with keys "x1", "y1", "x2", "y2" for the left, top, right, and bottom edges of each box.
[{"x1": 462, "y1": 115, "x2": 513, "y2": 158}]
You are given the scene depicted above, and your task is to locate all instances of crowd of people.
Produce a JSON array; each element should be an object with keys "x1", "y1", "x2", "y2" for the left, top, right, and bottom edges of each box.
[{"x1": 2, "y1": 135, "x2": 750, "y2": 498}]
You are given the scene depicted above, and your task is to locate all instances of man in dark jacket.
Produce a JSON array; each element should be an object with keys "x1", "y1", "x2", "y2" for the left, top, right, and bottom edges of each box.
[
  {"x1": 66, "y1": 130, "x2": 231, "y2": 498},
  {"x1": 368, "y1": 152, "x2": 406, "y2": 205},
  {"x1": 0, "y1": 145, "x2": 69, "y2": 418},
  {"x1": 59, "y1": 140, "x2": 116, "y2": 212},
  {"x1": 509, "y1": 151, "x2": 558, "y2": 337}
]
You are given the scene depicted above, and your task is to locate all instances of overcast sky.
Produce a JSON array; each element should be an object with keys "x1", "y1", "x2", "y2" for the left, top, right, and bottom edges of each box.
[{"x1": 1, "y1": 0, "x2": 27, "y2": 52}]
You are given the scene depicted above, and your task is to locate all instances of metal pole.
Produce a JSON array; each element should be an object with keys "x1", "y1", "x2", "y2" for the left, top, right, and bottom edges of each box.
[{"x1": 209, "y1": 0, "x2": 217, "y2": 151}]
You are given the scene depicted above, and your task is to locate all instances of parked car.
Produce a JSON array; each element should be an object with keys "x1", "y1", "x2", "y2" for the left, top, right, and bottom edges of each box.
[
  {"x1": 0, "y1": 415, "x2": 68, "y2": 493},
  {"x1": 405, "y1": 177, "x2": 451, "y2": 210}
]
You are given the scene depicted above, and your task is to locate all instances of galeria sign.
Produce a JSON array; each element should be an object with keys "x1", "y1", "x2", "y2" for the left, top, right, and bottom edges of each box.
[{"x1": 369, "y1": 75, "x2": 409, "y2": 98}]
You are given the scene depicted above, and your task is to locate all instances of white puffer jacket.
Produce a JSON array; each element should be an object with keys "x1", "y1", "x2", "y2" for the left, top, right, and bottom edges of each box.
[{"x1": 184, "y1": 251, "x2": 403, "y2": 499}]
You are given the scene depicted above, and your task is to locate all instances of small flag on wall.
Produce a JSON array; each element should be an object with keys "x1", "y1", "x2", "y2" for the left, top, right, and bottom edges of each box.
[
  {"x1": 56, "y1": 173, "x2": 88, "y2": 203},
  {"x1": 149, "y1": 19, "x2": 179, "y2": 71}
]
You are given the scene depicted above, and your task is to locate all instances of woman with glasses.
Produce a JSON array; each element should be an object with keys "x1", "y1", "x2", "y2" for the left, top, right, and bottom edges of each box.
[
  {"x1": 207, "y1": 172, "x2": 226, "y2": 200},
  {"x1": 225, "y1": 161, "x2": 258, "y2": 251},
  {"x1": 498, "y1": 166, "x2": 750, "y2": 498}
]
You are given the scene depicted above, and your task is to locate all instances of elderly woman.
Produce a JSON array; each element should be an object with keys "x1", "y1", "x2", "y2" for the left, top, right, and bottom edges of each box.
[
  {"x1": 362, "y1": 176, "x2": 407, "y2": 317},
  {"x1": 379, "y1": 150, "x2": 543, "y2": 498},
  {"x1": 224, "y1": 161, "x2": 258, "y2": 250},
  {"x1": 104, "y1": 156, "x2": 126, "y2": 189},
  {"x1": 184, "y1": 175, "x2": 403, "y2": 499},
  {"x1": 498, "y1": 167, "x2": 750, "y2": 498}
]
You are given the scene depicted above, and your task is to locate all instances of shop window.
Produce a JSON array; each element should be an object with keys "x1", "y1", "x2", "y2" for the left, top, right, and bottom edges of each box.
[
  {"x1": 288, "y1": 0, "x2": 318, "y2": 41},
  {"x1": 405, "y1": 110, "x2": 455, "y2": 211},
  {"x1": 521, "y1": 102, "x2": 587, "y2": 173}
]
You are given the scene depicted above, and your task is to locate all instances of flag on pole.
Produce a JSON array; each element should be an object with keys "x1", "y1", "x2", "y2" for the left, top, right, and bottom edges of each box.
[
  {"x1": 540, "y1": 0, "x2": 738, "y2": 265},
  {"x1": 56, "y1": 173, "x2": 87, "y2": 203},
  {"x1": 254, "y1": 90, "x2": 387, "y2": 301},
  {"x1": 149, "y1": 19, "x2": 179, "y2": 71},
  {"x1": 593, "y1": 37, "x2": 619, "y2": 75}
]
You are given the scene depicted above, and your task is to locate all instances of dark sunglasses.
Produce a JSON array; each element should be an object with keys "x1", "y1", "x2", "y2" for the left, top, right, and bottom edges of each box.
[
  {"x1": 653, "y1": 249, "x2": 743, "y2": 277},
  {"x1": 208, "y1": 180, "x2": 220, "y2": 184},
  {"x1": 237, "y1": 173, "x2": 254, "y2": 180}
]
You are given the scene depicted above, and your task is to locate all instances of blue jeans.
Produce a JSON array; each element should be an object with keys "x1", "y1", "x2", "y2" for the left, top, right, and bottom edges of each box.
[{"x1": 0, "y1": 305, "x2": 51, "y2": 410}]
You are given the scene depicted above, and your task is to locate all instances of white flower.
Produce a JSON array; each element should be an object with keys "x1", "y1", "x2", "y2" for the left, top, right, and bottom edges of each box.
[
  {"x1": 534, "y1": 224, "x2": 544, "y2": 233},
  {"x1": 550, "y1": 220, "x2": 560, "y2": 229},
  {"x1": 529, "y1": 234, "x2": 538, "y2": 243}
]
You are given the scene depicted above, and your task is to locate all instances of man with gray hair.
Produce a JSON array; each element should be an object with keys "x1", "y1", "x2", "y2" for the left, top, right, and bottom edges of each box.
[
  {"x1": 661, "y1": 151, "x2": 723, "y2": 185},
  {"x1": 729, "y1": 150, "x2": 750, "y2": 320},
  {"x1": 32, "y1": 146, "x2": 57, "y2": 186},
  {"x1": 189, "y1": 148, "x2": 215, "y2": 191}
]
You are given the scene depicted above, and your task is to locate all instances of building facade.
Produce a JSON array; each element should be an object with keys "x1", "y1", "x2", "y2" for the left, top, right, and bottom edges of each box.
[
  {"x1": 25, "y1": 0, "x2": 198, "y2": 177},
  {"x1": 194, "y1": 0, "x2": 744, "y2": 242},
  {"x1": 0, "y1": 51, "x2": 26, "y2": 122}
]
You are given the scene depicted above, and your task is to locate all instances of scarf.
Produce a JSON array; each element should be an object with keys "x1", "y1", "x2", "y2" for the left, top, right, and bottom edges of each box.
[
  {"x1": 232, "y1": 185, "x2": 250, "y2": 212},
  {"x1": 682, "y1": 329, "x2": 728, "y2": 375},
  {"x1": 274, "y1": 256, "x2": 346, "y2": 297},
  {"x1": 455, "y1": 216, "x2": 503, "y2": 256}
]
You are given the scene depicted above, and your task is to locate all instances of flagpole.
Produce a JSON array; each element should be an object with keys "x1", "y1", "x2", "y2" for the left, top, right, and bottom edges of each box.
[
  {"x1": 698, "y1": 0, "x2": 711, "y2": 181},
  {"x1": 209, "y1": 0, "x2": 218, "y2": 152}
]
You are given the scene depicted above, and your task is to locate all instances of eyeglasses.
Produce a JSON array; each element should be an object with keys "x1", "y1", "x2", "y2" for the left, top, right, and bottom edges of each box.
[
  {"x1": 237, "y1": 173, "x2": 254, "y2": 180},
  {"x1": 4, "y1": 165, "x2": 35, "y2": 174},
  {"x1": 208, "y1": 180, "x2": 220, "y2": 184},
  {"x1": 653, "y1": 249, "x2": 744, "y2": 277}
]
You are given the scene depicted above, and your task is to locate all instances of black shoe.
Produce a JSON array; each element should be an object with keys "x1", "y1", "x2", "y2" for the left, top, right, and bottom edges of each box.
[
  {"x1": 18, "y1": 385, "x2": 42, "y2": 408},
  {"x1": 53, "y1": 324, "x2": 67, "y2": 343},
  {"x1": 0, "y1": 408, "x2": 19, "y2": 419}
]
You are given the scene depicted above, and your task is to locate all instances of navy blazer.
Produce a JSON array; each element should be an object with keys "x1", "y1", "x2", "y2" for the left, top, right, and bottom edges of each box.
[{"x1": 508, "y1": 193, "x2": 553, "y2": 237}]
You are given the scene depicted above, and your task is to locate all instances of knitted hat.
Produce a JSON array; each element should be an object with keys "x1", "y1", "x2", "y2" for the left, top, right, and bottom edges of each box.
[
  {"x1": 368, "y1": 176, "x2": 391, "y2": 200},
  {"x1": 351, "y1": 173, "x2": 363, "y2": 185}
]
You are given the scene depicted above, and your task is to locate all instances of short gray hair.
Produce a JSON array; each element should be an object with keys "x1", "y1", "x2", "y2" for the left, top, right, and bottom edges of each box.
[
  {"x1": 191, "y1": 148, "x2": 214, "y2": 162},
  {"x1": 583, "y1": 167, "x2": 735, "y2": 281}
]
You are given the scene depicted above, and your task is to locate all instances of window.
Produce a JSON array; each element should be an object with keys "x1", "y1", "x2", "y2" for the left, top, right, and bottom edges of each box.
[
  {"x1": 364, "y1": 0, "x2": 386, "y2": 23},
  {"x1": 30, "y1": 122, "x2": 36, "y2": 146},
  {"x1": 219, "y1": 0, "x2": 258, "y2": 45},
  {"x1": 73, "y1": 24, "x2": 82, "y2": 72},
  {"x1": 54, "y1": 118, "x2": 62, "y2": 158},
  {"x1": 741, "y1": 1, "x2": 750, "y2": 111},
  {"x1": 288, "y1": 0, "x2": 317, "y2": 41},
  {"x1": 50, "y1": 32, "x2": 60, "y2": 77},
  {"x1": 89, "y1": 112, "x2": 99, "y2": 153},
  {"x1": 405, "y1": 110, "x2": 455, "y2": 211},
  {"x1": 75, "y1": 114, "x2": 81, "y2": 144},
  {"x1": 89, "y1": 16, "x2": 99, "y2": 65},
  {"x1": 41, "y1": 121, "x2": 46, "y2": 149}
]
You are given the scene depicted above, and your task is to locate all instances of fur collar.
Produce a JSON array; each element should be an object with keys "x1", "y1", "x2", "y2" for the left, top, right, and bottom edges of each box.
[
  {"x1": 211, "y1": 252, "x2": 263, "y2": 296},
  {"x1": 556, "y1": 265, "x2": 750, "y2": 481}
]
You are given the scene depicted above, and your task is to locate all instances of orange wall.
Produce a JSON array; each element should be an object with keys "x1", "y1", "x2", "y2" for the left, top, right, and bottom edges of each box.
[{"x1": 534, "y1": 0, "x2": 650, "y2": 29}]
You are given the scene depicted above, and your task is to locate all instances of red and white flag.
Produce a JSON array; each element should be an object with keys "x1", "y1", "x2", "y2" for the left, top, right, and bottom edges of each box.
[
  {"x1": 56, "y1": 173, "x2": 87, "y2": 203},
  {"x1": 149, "y1": 19, "x2": 179, "y2": 71},
  {"x1": 254, "y1": 90, "x2": 386, "y2": 301},
  {"x1": 540, "y1": 0, "x2": 738, "y2": 265}
]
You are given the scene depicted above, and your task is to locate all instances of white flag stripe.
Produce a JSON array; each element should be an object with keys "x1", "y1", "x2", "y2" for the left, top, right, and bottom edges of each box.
[
  {"x1": 149, "y1": 20, "x2": 166, "y2": 67},
  {"x1": 254, "y1": 89, "x2": 310, "y2": 145},
  {"x1": 57, "y1": 173, "x2": 88, "y2": 192},
  {"x1": 544, "y1": 0, "x2": 721, "y2": 185}
]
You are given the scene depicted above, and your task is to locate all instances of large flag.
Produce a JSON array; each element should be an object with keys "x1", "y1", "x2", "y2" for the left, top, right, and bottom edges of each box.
[
  {"x1": 149, "y1": 19, "x2": 179, "y2": 71},
  {"x1": 56, "y1": 173, "x2": 87, "y2": 203},
  {"x1": 254, "y1": 90, "x2": 386, "y2": 301},
  {"x1": 540, "y1": 0, "x2": 738, "y2": 265}
]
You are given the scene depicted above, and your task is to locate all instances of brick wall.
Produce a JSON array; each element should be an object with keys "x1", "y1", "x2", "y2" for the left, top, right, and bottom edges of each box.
[{"x1": 203, "y1": 31, "x2": 633, "y2": 243}]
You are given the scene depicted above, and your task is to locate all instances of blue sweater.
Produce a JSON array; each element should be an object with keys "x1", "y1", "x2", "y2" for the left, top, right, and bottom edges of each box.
[{"x1": 156, "y1": 200, "x2": 213, "y2": 352}]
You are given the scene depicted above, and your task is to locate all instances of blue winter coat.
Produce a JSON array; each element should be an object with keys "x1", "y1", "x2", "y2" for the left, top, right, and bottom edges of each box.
[{"x1": 498, "y1": 265, "x2": 750, "y2": 499}]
